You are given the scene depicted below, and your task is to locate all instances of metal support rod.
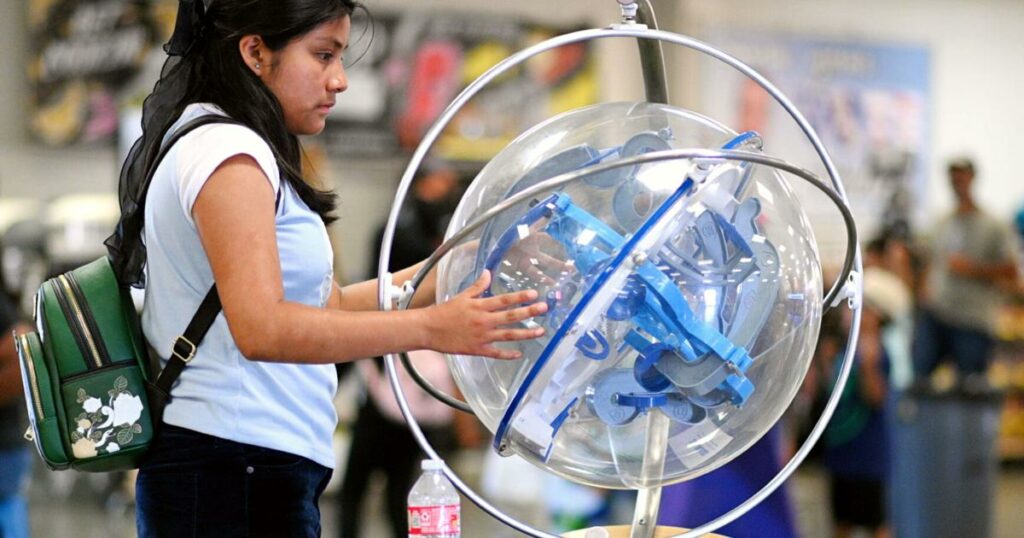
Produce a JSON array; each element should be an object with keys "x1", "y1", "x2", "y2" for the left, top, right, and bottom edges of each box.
[
  {"x1": 634, "y1": 0, "x2": 670, "y2": 103},
  {"x1": 631, "y1": 411, "x2": 671, "y2": 538},
  {"x1": 632, "y1": 487, "x2": 664, "y2": 538}
]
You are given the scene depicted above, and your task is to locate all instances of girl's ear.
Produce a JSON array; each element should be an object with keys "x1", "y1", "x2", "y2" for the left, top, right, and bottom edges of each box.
[{"x1": 239, "y1": 34, "x2": 266, "y2": 76}]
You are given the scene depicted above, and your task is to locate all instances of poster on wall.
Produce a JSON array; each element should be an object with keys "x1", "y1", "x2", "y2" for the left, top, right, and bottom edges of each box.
[
  {"x1": 27, "y1": 3, "x2": 599, "y2": 162},
  {"x1": 699, "y1": 32, "x2": 930, "y2": 242},
  {"x1": 28, "y1": 0, "x2": 166, "y2": 147},
  {"x1": 323, "y1": 11, "x2": 598, "y2": 163}
]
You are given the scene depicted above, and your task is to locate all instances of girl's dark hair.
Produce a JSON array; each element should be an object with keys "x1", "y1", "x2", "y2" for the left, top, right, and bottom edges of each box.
[{"x1": 107, "y1": 0, "x2": 359, "y2": 287}]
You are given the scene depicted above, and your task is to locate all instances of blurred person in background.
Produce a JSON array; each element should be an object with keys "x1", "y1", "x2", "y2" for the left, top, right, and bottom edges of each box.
[
  {"x1": 338, "y1": 164, "x2": 465, "y2": 538},
  {"x1": 371, "y1": 163, "x2": 461, "y2": 273},
  {"x1": 792, "y1": 267, "x2": 846, "y2": 458},
  {"x1": 821, "y1": 267, "x2": 905, "y2": 538},
  {"x1": 656, "y1": 426, "x2": 799, "y2": 537},
  {"x1": 913, "y1": 158, "x2": 1018, "y2": 388},
  {"x1": 338, "y1": 350, "x2": 457, "y2": 538},
  {"x1": 864, "y1": 235, "x2": 915, "y2": 391},
  {"x1": 865, "y1": 231, "x2": 919, "y2": 307},
  {"x1": 0, "y1": 245, "x2": 31, "y2": 538}
]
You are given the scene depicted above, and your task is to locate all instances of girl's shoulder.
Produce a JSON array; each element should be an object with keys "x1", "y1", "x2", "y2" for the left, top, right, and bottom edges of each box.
[{"x1": 162, "y1": 104, "x2": 282, "y2": 220}]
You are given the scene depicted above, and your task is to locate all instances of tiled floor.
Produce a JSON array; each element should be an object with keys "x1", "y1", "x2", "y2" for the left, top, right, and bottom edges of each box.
[{"x1": 23, "y1": 451, "x2": 1024, "y2": 537}]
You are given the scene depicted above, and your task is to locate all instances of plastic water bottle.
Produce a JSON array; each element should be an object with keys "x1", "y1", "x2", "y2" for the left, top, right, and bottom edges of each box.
[{"x1": 408, "y1": 459, "x2": 461, "y2": 538}]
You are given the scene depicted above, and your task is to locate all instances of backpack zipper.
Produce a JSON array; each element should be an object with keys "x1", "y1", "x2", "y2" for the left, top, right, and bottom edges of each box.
[
  {"x1": 52, "y1": 275, "x2": 104, "y2": 369},
  {"x1": 65, "y1": 272, "x2": 111, "y2": 365},
  {"x1": 17, "y1": 334, "x2": 45, "y2": 420}
]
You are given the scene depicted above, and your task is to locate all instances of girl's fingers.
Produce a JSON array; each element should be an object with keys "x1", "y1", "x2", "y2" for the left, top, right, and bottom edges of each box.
[
  {"x1": 488, "y1": 326, "x2": 546, "y2": 342},
  {"x1": 496, "y1": 301, "x2": 548, "y2": 323},
  {"x1": 482, "y1": 288, "x2": 539, "y2": 309}
]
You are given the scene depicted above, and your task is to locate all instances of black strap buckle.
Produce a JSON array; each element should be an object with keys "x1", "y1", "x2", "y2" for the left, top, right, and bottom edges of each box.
[{"x1": 172, "y1": 336, "x2": 198, "y2": 363}]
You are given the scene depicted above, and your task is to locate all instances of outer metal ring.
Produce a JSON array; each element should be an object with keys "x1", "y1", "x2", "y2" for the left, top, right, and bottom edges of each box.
[{"x1": 377, "y1": 24, "x2": 862, "y2": 538}]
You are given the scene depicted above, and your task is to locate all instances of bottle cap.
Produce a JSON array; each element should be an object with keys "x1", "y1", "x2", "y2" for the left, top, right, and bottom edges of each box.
[{"x1": 421, "y1": 459, "x2": 444, "y2": 471}]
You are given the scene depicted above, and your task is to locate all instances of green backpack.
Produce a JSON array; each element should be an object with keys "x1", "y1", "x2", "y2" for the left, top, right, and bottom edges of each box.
[{"x1": 14, "y1": 115, "x2": 240, "y2": 471}]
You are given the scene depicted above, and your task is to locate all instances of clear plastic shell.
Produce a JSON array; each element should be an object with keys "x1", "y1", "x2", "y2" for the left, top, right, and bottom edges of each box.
[{"x1": 437, "y1": 102, "x2": 822, "y2": 489}]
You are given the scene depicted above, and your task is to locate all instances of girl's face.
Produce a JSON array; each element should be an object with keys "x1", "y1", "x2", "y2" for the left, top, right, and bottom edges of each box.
[{"x1": 261, "y1": 16, "x2": 351, "y2": 136}]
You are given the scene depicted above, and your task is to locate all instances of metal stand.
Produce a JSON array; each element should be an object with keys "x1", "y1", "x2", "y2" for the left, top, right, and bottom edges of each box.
[
  {"x1": 633, "y1": 0, "x2": 669, "y2": 104},
  {"x1": 625, "y1": 2, "x2": 670, "y2": 531},
  {"x1": 378, "y1": 2, "x2": 862, "y2": 538},
  {"x1": 629, "y1": 411, "x2": 670, "y2": 537}
]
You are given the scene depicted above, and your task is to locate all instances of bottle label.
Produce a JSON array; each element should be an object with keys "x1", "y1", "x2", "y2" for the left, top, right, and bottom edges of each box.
[{"x1": 408, "y1": 504, "x2": 460, "y2": 536}]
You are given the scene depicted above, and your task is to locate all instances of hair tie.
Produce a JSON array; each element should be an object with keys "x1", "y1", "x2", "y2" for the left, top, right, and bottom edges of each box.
[{"x1": 163, "y1": 0, "x2": 207, "y2": 57}]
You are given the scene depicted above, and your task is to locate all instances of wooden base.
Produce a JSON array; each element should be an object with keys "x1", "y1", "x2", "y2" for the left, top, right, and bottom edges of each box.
[{"x1": 560, "y1": 525, "x2": 727, "y2": 538}]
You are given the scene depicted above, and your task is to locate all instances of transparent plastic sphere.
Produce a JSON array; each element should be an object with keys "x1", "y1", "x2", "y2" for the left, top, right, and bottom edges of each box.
[{"x1": 436, "y1": 102, "x2": 823, "y2": 489}]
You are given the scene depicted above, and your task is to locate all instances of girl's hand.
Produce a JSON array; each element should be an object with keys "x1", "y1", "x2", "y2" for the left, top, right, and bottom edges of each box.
[{"x1": 423, "y1": 270, "x2": 548, "y2": 359}]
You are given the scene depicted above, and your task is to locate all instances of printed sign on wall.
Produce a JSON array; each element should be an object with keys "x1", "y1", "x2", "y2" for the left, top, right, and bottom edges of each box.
[
  {"x1": 323, "y1": 11, "x2": 598, "y2": 162},
  {"x1": 700, "y1": 32, "x2": 931, "y2": 243},
  {"x1": 28, "y1": 0, "x2": 166, "y2": 146},
  {"x1": 28, "y1": 3, "x2": 599, "y2": 163}
]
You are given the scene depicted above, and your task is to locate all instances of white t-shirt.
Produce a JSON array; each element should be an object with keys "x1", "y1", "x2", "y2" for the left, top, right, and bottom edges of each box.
[{"x1": 142, "y1": 103, "x2": 337, "y2": 468}]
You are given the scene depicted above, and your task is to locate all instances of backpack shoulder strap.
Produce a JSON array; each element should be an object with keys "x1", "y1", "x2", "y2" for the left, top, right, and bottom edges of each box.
[
  {"x1": 152, "y1": 286, "x2": 221, "y2": 400},
  {"x1": 147, "y1": 114, "x2": 247, "y2": 405}
]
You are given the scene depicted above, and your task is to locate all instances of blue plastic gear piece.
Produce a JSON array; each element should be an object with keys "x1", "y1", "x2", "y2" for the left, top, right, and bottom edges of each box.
[
  {"x1": 590, "y1": 369, "x2": 644, "y2": 426},
  {"x1": 634, "y1": 342, "x2": 675, "y2": 392},
  {"x1": 589, "y1": 367, "x2": 707, "y2": 426},
  {"x1": 721, "y1": 130, "x2": 762, "y2": 150},
  {"x1": 542, "y1": 191, "x2": 759, "y2": 406},
  {"x1": 576, "y1": 330, "x2": 610, "y2": 360},
  {"x1": 615, "y1": 392, "x2": 668, "y2": 411},
  {"x1": 607, "y1": 274, "x2": 646, "y2": 321},
  {"x1": 662, "y1": 393, "x2": 708, "y2": 424},
  {"x1": 488, "y1": 131, "x2": 781, "y2": 451}
]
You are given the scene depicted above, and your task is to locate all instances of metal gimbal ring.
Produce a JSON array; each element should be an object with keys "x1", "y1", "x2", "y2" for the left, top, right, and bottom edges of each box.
[{"x1": 377, "y1": 20, "x2": 862, "y2": 538}]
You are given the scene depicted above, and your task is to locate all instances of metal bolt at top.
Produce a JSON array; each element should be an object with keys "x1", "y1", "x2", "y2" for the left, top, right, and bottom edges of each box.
[{"x1": 617, "y1": 0, "x2": 639, "y2": 23}]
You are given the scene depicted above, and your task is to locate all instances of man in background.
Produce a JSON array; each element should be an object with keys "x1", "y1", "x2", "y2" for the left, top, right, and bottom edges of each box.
[{"x1": 913, "y1": 157, "x2": 1018, "y2": 387}]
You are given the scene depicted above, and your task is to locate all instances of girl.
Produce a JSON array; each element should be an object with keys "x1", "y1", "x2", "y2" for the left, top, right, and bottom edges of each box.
[{"x1": 111, "y1": 1, "x2": 547, "y2": 536}]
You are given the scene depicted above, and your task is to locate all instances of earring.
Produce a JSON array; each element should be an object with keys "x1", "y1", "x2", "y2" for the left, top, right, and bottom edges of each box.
[{"x1": 255, "y1": 62, "x2": 261, "y2": 70}]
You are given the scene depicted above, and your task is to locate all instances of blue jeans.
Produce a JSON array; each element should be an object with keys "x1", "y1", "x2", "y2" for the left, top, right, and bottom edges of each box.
[
  {"x1": 0, "y1": 447, "x2": 30, "y2": 538},
  {"x1": 136, "y1": 425, "x2": 331, "y2": 538},
  {"x1": 912, "y1": 308, "x2": 994, "y2": 377}
]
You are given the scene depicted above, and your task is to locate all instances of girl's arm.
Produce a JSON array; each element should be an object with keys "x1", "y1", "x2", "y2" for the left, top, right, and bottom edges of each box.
[
  {"x1": 326, "y1": 260, "x2": 437, "y2": 312},
  {"x1": 193, "y1": 155, "x2": 546, "y2": 365}
]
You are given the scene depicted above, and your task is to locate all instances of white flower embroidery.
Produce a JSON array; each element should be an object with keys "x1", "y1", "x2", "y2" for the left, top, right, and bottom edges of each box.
[
  {"x1": 110, "y1": 393, "x2": 144, "y2": 427},
  {"x1": 73, "y1": 377, "x2": 146, "y2": 459},
  {"x1": 94, "y1": 430, "x2": 113, "y2": 449},
  {"x1": 83, "y1": 397, "x2": 102, "y2": 413},
  {"x1": 90, "y1": 406, "x2": 113, "y2": 431},
  {"x1": 72, "y1": 438, "x2": 97, "y2": 459}
]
